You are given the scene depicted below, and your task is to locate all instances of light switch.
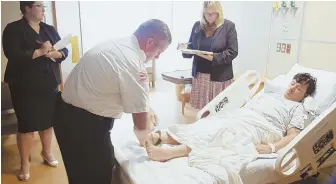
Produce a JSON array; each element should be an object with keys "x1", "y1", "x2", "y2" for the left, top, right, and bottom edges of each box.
[{"x1": 283, "y1": 21, "x2": 288, "y2": 32}]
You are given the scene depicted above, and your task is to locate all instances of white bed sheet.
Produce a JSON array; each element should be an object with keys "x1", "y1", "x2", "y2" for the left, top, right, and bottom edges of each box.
[
  {"x1": 111, "y1": 89, "x2": 336, "y2": 184},
  {"x1": 111, "y1": 116, "x2": 281, "y2": 184}
]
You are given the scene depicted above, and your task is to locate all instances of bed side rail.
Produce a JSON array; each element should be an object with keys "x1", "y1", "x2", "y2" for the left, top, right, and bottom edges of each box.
[
  {"x1": 196, "y1": 70, "x2": 262, "y2": 120},
  {"x1": 275, "y1": 102, "x2": 336, "y2": 182}
]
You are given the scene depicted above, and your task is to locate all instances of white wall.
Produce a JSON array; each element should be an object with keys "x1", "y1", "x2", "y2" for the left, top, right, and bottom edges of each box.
[
  {"x1": 1, "y1": 1, "x2": 21, "y2": 81},
  {"x1": 53, "y1": 1, "x2": 336, "y2": 83},
  {"x1": 222, "y1": 1, "x2": 336, "y2": 78},
  {"x1": 266, "y1": 1, "x2": 306, "y2": 78},
  {"x1": 54, "y1": 1, "x2": 83, "y2": 82},
  {"x1": 299, "y1": 1, "x2": 336, "y2": 72},
  {"x1": 221, "y1": 1, "x2": 273, "y2": 76},
  {"x1": 78, "y1": 1, "x2": 202, "y2": 78}
]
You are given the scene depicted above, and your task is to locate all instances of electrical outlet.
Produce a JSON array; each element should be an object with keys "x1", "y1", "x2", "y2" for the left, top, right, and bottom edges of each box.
[
  {"x1": 283, "y1": 22, "x2": 288, "y2": 32},
  {"x1": 276, "y1": 43, "x2": 281, "y2": 52}
]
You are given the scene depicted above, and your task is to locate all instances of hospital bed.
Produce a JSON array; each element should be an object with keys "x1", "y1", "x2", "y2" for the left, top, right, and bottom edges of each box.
[{"x1": 113, "y1": 65, "x2": 336, "y2": 184}]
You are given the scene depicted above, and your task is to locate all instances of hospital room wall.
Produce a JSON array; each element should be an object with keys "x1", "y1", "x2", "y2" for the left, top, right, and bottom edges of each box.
[
  {"x1": 263, "y1": 1, "x2": 336, "y2": 78},
  {"x1": 298, "y1": 1, "x2": 336, "y2": 72},
  {"x1": 53, "y1": 1, "x2": 336, "y2": 82},
  {"x1": 265, "y1": 1, "x2": 306, "y2": 78},
  {"x1": 222, "y1": 1, "x2": 336, "y2": 78},
  {"x1": 221, "y1": 1, "x2": 273, "y2": 76},
  {"x1": 53, "y1": 1, "x2": 83, "y2": 82},
  {"x1": 1, "y1": 1, "x2": 21, "y2": 81},
  {"x1": 220, "y1": 1, "x2": 305, "y2": 78},
  {"x1": 46, "y1": 1, "x2": 336, "y2": 82},
  {"x1": 2, "y1": 2, "x2": 336, "y2": 81}
]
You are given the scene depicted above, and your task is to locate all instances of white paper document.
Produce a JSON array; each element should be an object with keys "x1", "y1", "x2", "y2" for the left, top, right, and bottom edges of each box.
[
  {"x1": 50, "y1": 34, "x2": 72, "y2": 62},
  {"x1": 53, "y1": 34, "x2": 72, "y2": 50},
  {"x1": 181, "y1": 49, "x2": 213, "y2": 55}
]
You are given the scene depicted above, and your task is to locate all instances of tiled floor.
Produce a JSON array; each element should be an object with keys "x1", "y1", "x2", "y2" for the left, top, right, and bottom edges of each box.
[{"x1": 1, "y1": 79, "x2": 197, "y2": 184}]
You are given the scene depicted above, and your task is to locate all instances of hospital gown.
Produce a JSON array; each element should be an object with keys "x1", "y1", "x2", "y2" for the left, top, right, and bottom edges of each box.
[{"x1": 244, "y1": 92, "x2": 306, "y2": 135}]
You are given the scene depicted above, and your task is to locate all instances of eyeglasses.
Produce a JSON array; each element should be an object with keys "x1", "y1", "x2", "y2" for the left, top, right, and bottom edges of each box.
[
  {"x1": 32, "y1": 4, "x2": 47, "y2": 9},
  {"x1": 204, "y1": 12, "x2": 218, "y2": 17}
]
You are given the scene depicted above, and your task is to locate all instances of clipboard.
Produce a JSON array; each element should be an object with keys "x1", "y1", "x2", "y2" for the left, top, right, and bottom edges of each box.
[
  {"x1": 181, "y1": 49, "x2": 213, "y2": 55},
  {"x1": 50, "y1": 34, "x2": 72, "y2": 62},
  {"x1": 53, "y1": 34, "x2": 72, "y2": 50}
]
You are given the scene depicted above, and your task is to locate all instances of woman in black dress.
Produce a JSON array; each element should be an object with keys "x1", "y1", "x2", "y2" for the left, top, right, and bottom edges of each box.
[{"x1": 2, "y1": 1, "x2": 68, "y2": 181}]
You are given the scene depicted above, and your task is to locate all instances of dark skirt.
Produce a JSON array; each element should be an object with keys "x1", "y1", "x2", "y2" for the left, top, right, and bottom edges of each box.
[{"x1": 9, "y1": 86, "x2": 58, "y2": 133}]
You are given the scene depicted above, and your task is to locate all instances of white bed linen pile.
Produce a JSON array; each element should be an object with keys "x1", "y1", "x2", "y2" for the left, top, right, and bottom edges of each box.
[
  {"x1": 166, "y1": 108, "x2": 283, "y2": 184},
  {"x1": 112, "y1": 108, "x2": 288, "y2": 184}
]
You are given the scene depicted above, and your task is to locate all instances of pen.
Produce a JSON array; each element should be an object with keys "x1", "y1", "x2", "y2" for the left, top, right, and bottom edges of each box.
[{"x1": 36, "y1": 40, "x2": 43, "y2": 44}]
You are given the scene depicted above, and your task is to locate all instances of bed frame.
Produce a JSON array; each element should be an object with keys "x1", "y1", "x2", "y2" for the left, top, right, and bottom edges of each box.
[
  {"x1": 114, "y1": 70, "x2": 336, "y2": 184},
  {"x1": 195, "y1": 70, "x2": 336, "y2": 184}
]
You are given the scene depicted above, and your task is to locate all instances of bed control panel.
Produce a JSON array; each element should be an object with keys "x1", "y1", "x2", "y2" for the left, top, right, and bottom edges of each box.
[
  {"x1": 316, "y1": 147, "x2": 335, "y2": 167},
  {"x1": 215, "y1": 97, "x2": 229, "y2": 113},
  {"x1": 299, "y1": 164, "x2": 313, "y2": 179},
  {"x1": 313, "y1": 129, "x2": 333, "y2": 154}
]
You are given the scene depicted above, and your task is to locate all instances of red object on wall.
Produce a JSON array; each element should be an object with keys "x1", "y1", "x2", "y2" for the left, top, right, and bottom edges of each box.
[{"x1": 286, "y1": 44, "x2": 291, "y2": 54}]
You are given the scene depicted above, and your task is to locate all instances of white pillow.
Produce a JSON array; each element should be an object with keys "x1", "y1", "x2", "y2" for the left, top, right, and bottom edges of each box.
[
  {"x1": 264, "y1": 77, "x2": 287, "y2": 95},
  {"x1": 286, "y1": 63, "x2": 336, "y2": 115}
]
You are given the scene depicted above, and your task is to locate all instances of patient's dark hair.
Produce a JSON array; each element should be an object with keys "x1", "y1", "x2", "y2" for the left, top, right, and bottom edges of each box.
[
  {"x1": 134, "y1": 19, "x2": 172, "y2": 44},
  {"x1": 293, "y1": 73, "x2": 317, "y2": 96}
]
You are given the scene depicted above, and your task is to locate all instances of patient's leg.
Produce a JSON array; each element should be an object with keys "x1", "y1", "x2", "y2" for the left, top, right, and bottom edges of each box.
[{"x1": 146, "y1": 142, "x2": 191, "y2": 162}]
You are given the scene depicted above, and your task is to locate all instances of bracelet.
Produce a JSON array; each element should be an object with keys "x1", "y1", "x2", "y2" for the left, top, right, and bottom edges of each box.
[{"x1": 268, "y1": 143, "x2": 276, "y2": 153}]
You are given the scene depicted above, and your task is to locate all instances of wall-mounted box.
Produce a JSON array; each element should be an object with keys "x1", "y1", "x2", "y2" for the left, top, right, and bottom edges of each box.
[
  {"x1": 286, "y1": 44, "x2": 291, "y2": 54},
  {"x1": 276, "y1": 43, "x2": 281, "y2": 52},
  {"x1": 281, "y1": 43, "x2": 286, "y2": 53}
]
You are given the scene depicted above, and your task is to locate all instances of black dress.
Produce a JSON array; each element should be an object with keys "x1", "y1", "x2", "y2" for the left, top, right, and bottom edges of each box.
[{"x1": 9, "y1": 26, "x2": 59, "y2": 133}]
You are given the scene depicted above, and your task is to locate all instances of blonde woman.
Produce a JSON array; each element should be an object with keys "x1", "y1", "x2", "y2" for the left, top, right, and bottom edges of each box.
[{"x1": 178, "y1": 1, "x2": 238, "y2": 110}]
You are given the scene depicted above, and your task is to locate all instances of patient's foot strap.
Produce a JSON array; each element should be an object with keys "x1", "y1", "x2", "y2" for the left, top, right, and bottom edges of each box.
[{"x1": 154, "y1": 131, "x2": 162, "y2": 146}]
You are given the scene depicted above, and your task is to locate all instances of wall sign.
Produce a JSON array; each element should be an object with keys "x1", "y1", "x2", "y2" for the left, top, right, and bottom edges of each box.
[
  {"x1": 215, "y1": 97, "x2": 229, "y2": 113},
  {"x1": 276, "y1": 42, "x2": 291, "y2": 54}
]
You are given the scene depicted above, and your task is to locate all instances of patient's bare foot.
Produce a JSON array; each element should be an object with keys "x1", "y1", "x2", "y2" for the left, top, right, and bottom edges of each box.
[{"x1": 145, "y1": 141, "x2": 173, "y2": 162}]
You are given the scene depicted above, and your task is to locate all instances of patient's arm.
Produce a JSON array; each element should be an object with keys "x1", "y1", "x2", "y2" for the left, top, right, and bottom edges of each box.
[
  {"x1": 255, "y1": 128, "x2": 300, "y2": 154},
  {"x1": 133, "y1": 112, "x2": 151, "y2": 146},
  {"x1": 273, "y1": 128, "x2": 301, "y2": 152},
  {"x1": 256, "y1": 105, "x2": 304, "y2": 154}
]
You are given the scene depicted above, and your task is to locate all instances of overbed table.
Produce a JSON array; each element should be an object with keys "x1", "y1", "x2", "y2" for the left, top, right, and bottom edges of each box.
[{"x1": 161, "y1": 69, "x2": 192, "y2": 114}]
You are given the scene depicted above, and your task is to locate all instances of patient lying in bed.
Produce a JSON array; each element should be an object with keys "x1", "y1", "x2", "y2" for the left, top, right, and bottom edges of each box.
[{"x1": 145, "y1": 73, "x2": 317, "y2": 164}]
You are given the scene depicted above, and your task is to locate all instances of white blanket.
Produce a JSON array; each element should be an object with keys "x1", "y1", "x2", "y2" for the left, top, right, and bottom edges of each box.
[{"x1": 166, "y1": 108, "x2": 284, "y2": 184}]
